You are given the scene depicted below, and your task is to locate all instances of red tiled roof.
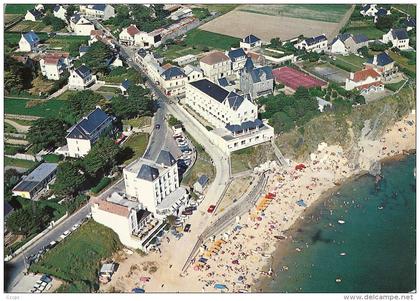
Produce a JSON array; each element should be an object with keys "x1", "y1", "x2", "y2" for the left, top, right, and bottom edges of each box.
[
  {"x1": 353, "y1": 68, "x2": 381, "y2": 82},
  {"x1": 356, "y1": 81, "x2": 383, "y2": 91},
  {"x1": 200, "y1": 51, "x2": 230, "y2": 65},
  {"x1": 93, "y1": 199, "x2": 129, "y2": 217},
  {"x1": 90, "y1": 29, "x2": 104, "y2": 37},
  {"x1": 44, "y1": 57, "x2": 59, "y2": 65},
  {"x1": 126, "y1": 25, "x2": 140, "y2": 37}
]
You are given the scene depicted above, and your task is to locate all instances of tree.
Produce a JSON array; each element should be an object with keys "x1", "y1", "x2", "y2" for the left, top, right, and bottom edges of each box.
[
  {"x1": 353, "y1": 94, "x2": 366, "y2": 105},
  {"x1": 27, "y1": 118, "x2": 67, "y2": 152},
  {"x1": 52, "y1": 161, "x2": 86, "y2": 197},
  {"x1": 83, "y1": 137, "x2": 121, "y2": 176},
  {"x1": 358, "y1": 46, "x2": 369, "y2": 57},
  {"x1": 6, "y1": 205, "x2": 50, "y2": 236},
  {"x1": 270, "y1": 112, "x2": 294, "y2": 134},
  {"x1": 375, "y1": 15, "x2": 397, "y2": 31},
  {"x1": 43, "y1": 14, "x2": 66, "y2": 31},
  {"x1": 67, "y1": 90, "x2": 104, "y2": 120},
  {"x1": 270, "y1": 38, "x2": 282, "y2": 49},
  {"x1": 66, "y1": 4, "x2": 77, "y2": 22},
  {"x1": 4, "y1": 55, "x2": 36, "y2": 94},
  {"x1": 5, "y1": 169, "x2": 20, "y2": 191},
  {"x1": 80, "y1": 41, "x2": 114, "y2": 74}
]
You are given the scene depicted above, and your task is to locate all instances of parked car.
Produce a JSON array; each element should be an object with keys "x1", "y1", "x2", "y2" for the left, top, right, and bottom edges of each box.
[
  {"x1": 185, "y1": 205, "x2": 197, "y2": 211},
  {"x1": 155, "y1": 124, "x2": 161, "y2": 130},
  {"x1": 71, "y1": 224, "x2": 80, "y2": 231},
  {"x1": 184, "y1": 224, "x2": 191, "y2": 232},
  {"x1": 182, "y1": 210, "x2": 193, "y2": 216},
  {"x1": 207, "y1": 205, "x2": 216, "y2": 214}
]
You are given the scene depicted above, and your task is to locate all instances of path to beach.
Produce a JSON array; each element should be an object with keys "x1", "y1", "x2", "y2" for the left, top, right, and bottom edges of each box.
[{"x1": 99, "y1": 111, "x2": 416, "y2": 293}]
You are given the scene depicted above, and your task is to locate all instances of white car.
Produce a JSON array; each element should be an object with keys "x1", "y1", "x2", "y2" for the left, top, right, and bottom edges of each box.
[
  {"x1": 59, "y1": 234, "x2": 66, "y2": 240},
  {"x1": 71, "y1": 224, "x2": 80, "y2": 231}
]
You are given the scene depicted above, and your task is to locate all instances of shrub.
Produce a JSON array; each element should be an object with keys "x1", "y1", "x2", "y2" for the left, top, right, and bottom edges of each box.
[{"x1": 90, "y1": 177, "x2": 111, "y2": 194}]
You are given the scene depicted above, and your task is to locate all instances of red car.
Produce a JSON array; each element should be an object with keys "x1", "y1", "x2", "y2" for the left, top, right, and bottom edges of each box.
[{"x1": 207, "y1": 205, "x2": 216, "y2": 214}]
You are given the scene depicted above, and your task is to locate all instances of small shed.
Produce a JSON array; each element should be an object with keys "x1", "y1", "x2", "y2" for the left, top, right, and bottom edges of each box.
[
  {"x1": 193, "y1": 175, "x2": 209, "y2": 194},
  {"x1": 99, "y1": 262, "x2": 116, "y2": 284}
]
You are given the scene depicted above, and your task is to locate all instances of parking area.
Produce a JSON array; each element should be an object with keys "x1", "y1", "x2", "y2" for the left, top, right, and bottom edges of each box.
[
  {"x1": 173, "y1": 129, "x2": 196, "y2": 179},
  {"x1": 10, "y1": 273, "x2": 62, "y2": 293}
]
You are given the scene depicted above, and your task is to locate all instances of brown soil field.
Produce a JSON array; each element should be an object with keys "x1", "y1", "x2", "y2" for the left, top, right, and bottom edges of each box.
[{"x1": 199, "y1": 10, "x2": 343, "y2": 41}]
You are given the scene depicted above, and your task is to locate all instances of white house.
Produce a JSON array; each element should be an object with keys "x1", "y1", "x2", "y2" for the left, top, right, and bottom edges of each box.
[
  {"x1": 295, "y1": 34, "x2": 328, "y2": 53},
  {"x1": 134, "y1": 29, "x2": 163, "y2": 49},
  {"x1": 382, "y1": 28, "x2": 410, "y2": 50},
  {"x1": 79, "y1": 4, "x2": 115, "y2": 20},
  {"x1": 124, "y1": 150, "x2": 190, "y2": 218},
  {"x1": 199, "y1": 51, "x2": 232, "y2": 82},
  {"x1": 185, "y1": 79, "x2": 258, "y2": 128},
  {"x1": 68, "y1": 64, "x2": 96, "y2": 90},
  {"x1": 24, "y1": 9, "x2": 43, "y2": 21},
  {"x1": 169, "y1": 7, "x2": 193, "y2": 21},
  {"x1": 364, "y1": 52, "x2": 398, "y2": 80},
  {"x1": 70, "y1": 14, "x2": 96, "y2": 36},
  {"x1": 173, "y1": 54, "x2": 197, "y2": 66},
  {"x1": 64, "y1": 107, "x2": 114, "y2": 158},
  {"x1": 91, "y1": 193, "x2": 165, "y2": 252},
  {"x1": 239, "y1": 58, "x2": 274, "y2": 99},
  {"x1": 183, "y1": 65, "x2": 203, "y2": 83},
  {"x1": 360, "y1": 4, "x2": 378, "y2": 17},
  {"x1": 159, "y1": 66, "x2": 187, "y2": 97},
  {"x1": 227, "y1": 48, "x2": 248, "y2": 73},
  {"x1": 39, "y1": 54, "x2": 69, "y2": 80},
  {"x1": 34, "y1": 4, "x2": 44, "y2": 12},
  {"x1": 345, "y1": 68, "x2": 384, "y2": 94},
  {"x1": 119, "y1": 24, "x2": 141, "y2": 46},
  {"x1": 374, "y1": 7, "x2": 391, "y2": 23},
  {"x1": 18, "y1": 31, "x2": 40, "y2": 52},
  {"x1": 329, "y1": 33, "x2": 369, "y2": 54},
  {"x1": 240, "y1": 34, "x2": 262, "y2": 51},
  {"x1": 53, "y1": 5, "x2": 67, "y2": 22}
]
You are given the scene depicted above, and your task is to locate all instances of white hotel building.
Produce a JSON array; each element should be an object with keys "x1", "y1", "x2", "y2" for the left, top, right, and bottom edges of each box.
[{"x1": 184, "y1": 79, "x2": 274, "y2": 153}]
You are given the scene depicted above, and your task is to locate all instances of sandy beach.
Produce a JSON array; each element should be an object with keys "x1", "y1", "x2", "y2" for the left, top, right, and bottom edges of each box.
[{"x1": 99, "y1": 111, "x2": 416, "y2": 293}]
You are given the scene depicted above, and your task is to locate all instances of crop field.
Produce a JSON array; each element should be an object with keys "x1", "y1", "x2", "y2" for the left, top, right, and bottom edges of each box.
[
  {"x1": 199, "y1": 10, "x2": 344, "y2": 41},
  {"x1": 5, "y1": 4, "x2": 34, "y2": 14},
  {"x1": 5, "y1": 98, "x2": 68, "y2": 118},
  {"x1": 8, "y1": 20, "x2": 52, "y2": 33},
  {"x1": 185, "y1": 29, "x2": 241, "y2": 51},
  {"x1": 239, "y1": 4, "x2": 351, "y2": 23},
  {"x1": 46, "y1": 36, "x2": 89, "y2": 56}
]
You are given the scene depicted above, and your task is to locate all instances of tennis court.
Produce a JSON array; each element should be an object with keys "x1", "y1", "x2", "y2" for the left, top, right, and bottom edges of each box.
[
  {"x1": 308, "y1": 63, "x2": 349, "y2": 84},
  {"x1": 272, "y1": 66, "x2": 327, "y2": 91}
]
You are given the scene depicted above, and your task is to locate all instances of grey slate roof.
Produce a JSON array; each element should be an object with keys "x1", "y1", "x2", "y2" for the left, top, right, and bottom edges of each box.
[
  {"x1": 305, "y1": 34, "x2": 327, "y2": 46},
  {"x1": 28, "y1": 9, "x2": 43, "y2": 19},
  {"x1": 74, "y1": 65, "x2": 92, "y2": 79},
  {"x1": 366, "y1": 52, "x2": 393, "y2": 66},
  {"x1": 189, "y1": 79, "x2": 229, "y2": 103},
  {"x1": 5, "y1": 202, "x2": 14, "y2": 217},
  {"x1": 250, "y1": 66, "x2": 273, "y2": 83},
  {"x1": 352, "y1": 34, "x2": 369, "y2": 44},
  {"x1": 66, "y1": 107, "x2": 111, "y2": 140},
  {"x1": 53, "y1": 5, "x2": 62, "y2": 13},
  {"x1": 331, "y1": 33, "x2": 351, "y2": 45},
  {"x1": 92, "y1": 4, "x2": 107, "y2": 11},
  {"x1": 121, "y1": 79, "x2": 132, "y2": 90},
  {"x1": 243, "y1": 34, "x2": 260, "y2": 44},
  {"x1": 226, "y1": 92, "x2": 245, "y2": 111},
  {"x1": 22, "y1": 31, "x2": 40, "y2": 45},
  {"x1": 227, "y1": 48, "x2": 246, "y2": 62},
  {"x1": 197, "y1": 175, "x2": 209, "y2": 186},
  {"x1": 404, "y1": 17, "x2": 416, "y2": 28},
  {"x1": 138, "y1": 164, "x2": 159, "y2": 181},
  {"x1": 156, "y1": 150, "x2": 176, "y2": 167},
  {"x1": 361, "y1": 4, "x2": 374, "y2": 13},
  {"x1": 161, "y1": 66, "x2": 185, "y2": 80},
  {"x1": 217, "y1": 77, "x2": 229, "y2": 87},
  {"x1": 243, "y1": 57, "x2": 255, "y2": 72},
  {"x1": 391, "y1": 28, "x2": 409, "y2": 40},
  {"x1": 226, "y1": 119, "x2": 263, "y2": 133},
  {"x1": 12, "y1": 163, "x2": 58, "y2": 193},
  {"x1": 376, "y1": 8, "x2": 388, "y2": 16}
]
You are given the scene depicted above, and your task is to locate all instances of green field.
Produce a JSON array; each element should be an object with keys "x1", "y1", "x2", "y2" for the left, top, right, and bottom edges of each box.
[
  {"x1": 4, "y1": 157, "x2": 38, "y2": 169},
  {"x1": 5, "y1": 4, "x2": 35, "y2": 14},
  {"x1": 102, "y1": 67, "x2": 141, "y2": 84},
  {"x1": 185, "y1": 29, "x2": 241, "y2": 51},
  {"x1": 156, "y1": 44, "x2": 202, "y2": 61},
  {"x1": 392, "y1": 4, "x2": 416, "y2": 17},
  {"x1": 385, "y1": 80, "x2": 406, "y2": 92},
  {"x1": 203, "y1": 4, "x2": 239, "y2": 15},
  {"x1": 345, "y1": 26, "x2": 385, "y2": 40},
  {"x1": 5, "y1": 98, "x2": 68, "y2": 118},
  {"x1": 29, "y1": 221, "x2": 122, "y2": 293},
  {"x1": 123, "y1": 133, "x2": 150, "y2": 164},
  {"x1": 8, "y1": 20, "x2": 51, "y2": 33},
  {"x1": 388, "y1": 51, "x2": 416, "y2": 75},
  {"x1": 239, "y1": 4, "x2": 351, "y2": 23}
]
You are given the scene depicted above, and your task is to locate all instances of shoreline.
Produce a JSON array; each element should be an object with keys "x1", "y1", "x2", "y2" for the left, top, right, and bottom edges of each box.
[{"x1": 253, "y1": 149, "x2": 416, "y2": 292}]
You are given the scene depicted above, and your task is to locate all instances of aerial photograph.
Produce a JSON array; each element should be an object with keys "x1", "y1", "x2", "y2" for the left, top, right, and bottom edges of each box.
[{"x1": 2, "y1": 1, "x2": 416, "y2": 299}]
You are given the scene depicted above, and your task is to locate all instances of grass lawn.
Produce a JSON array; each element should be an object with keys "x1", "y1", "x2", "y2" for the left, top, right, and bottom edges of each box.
[
  {"x1": 202, "y1": 4, "x2": 239, "y2": 15},
  {"x1": 5, "y1": 4, "x2": 35, "y2": 14},
  {"x1": 388, "y1": 51, "x2": 416, "y2": 75},
  {"x1": 4, "y1": 123, "x2": 18, "y2": 133},
  {"x1": 123, "y1": 116, "x2": 152, "y2": 128},
  {"x1": 5, "y1": 144, "x2": 25, "y2": 156},
  {"x1": 181, "y1": 132, "x2": 215, "y2": 187},
  {"x1": 54, "y1": 90, "x2": 76, "y2": 101},
  {"x1": 46, "y1": 36, "x2": 89, "y2": 56},
  {"x1": 192, "y1": 7, "x2": 211, "y2": 20},
  {"x1": 29, "y1": 221, "x2": 122, "y2": 292},
  {"x1": 231, "y1": 143, "x2": 276, "y2": 174},
  {"x1": 6, "y1": 119, "x2": 34, "y2": 126},
  {"x1": 343, "y1": 20, "x2": 385, "y2": 40},
  {"x1": 5, "y1": 98, "x2": 68, "y2": 118},
  {"x1": 385, "y1": 80, "x2": 406, "y2": 92},
  {"x1": 97, "y1": 86, "x2": 121, "y2": 93},
  {"x1": 156, "y1": 44, "x2": 202, "y2": 61},
  {"x1": 240, "y1": 4, "x2": 351, "y2": 23},
  {"x1": 4, "y1": 157, "x2": 38, "y2": 169},
  {"x1": 42, "y1": 154, "x2": 62, "y2": 163},
  {"x1": 392, "y1": 4, "x2": 416, "y2": 17},
  {"x1": 329, "y1": 54, "x2": 367, "y2": 72},
  {"x1": 123, "y1": 133, "x2": 150, "y2": 164},
  {"x1": 102, "y1": 67, "x2": 141, "y2": 84},
  {"x1": 185, "y1": 29, "x2": 241, "y2": 51}
]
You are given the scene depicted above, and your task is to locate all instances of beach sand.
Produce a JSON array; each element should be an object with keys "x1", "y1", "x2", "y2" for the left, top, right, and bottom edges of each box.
[{"x1": 100, "y1": 111, "x2": 416, "y2": 293}]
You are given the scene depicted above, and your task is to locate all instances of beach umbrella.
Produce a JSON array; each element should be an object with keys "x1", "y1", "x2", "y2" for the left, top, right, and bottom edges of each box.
[{"x1": 214, "y1": 284, "x2": 228, "y2": 290}]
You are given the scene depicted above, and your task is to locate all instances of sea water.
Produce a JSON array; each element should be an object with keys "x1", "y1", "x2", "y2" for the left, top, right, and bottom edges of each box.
[{"x1": 266, "y1": 154, "x2": 416, "y2": 293}]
